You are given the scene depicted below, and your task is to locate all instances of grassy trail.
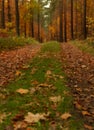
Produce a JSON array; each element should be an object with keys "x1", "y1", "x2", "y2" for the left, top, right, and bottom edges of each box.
[{"x1": 0, "y1": 42, "x2": 84, "y2": 130}]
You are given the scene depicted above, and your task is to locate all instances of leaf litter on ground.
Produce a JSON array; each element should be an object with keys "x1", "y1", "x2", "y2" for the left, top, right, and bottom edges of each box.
[{"x1": 0, "y1": 42, "x2": 86, "y2": 130}]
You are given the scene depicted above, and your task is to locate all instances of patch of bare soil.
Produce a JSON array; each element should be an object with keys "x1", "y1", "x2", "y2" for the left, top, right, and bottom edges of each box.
[
  {"x1": 61, "y1": 43, "x2": 94, "y2": 129},
  {"x1": 0, "y1": 44, "x2": 41, "y2": 87}
]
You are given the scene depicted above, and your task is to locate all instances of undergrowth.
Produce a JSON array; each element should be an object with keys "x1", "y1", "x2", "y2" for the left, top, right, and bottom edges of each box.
[
  {"x1": 0, "y1": 37, "x2": 38, "y2": 51},
  {"x1": 71, "y1": 40, "x2": 94, "y2": 55}
]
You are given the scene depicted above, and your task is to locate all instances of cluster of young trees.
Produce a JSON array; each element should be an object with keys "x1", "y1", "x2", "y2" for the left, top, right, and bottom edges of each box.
[
  {"x1": 0, "y1": 0, "x2": 94, "y2": 42},
  {"x1": 48, "y1": 0, "x2": 94, "y2": 42}
]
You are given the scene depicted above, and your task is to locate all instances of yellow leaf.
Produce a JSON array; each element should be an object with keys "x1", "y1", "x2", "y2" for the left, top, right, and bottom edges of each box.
[
  {"x1": 46, "y1": 70, "x2": 52, "y2": 75},
  {"x1": 16, "y1": 88, "x2": 29, "y2": 94},
  {"x1": 31, "y1": 80, "x2": 39, "y2": 85},
  {"x1": 24, "y1": 112, "x2": 48, "y2": 123},
  {"x1": 15, "y1": 70, "x2": 22, "y2": 76},
  {"x1": 82, "y1": 111, "x2": 91, "y2": 116},
  {"x1": 0, "y1": 113, "x2": 7, "y2": 123},
  {"x1": 49, "y1": 96, "x2": 64, "y2": 103},
  {"x1": 22, "y1": 65, "x2": 30, "y2": 69},
  {"x1": 61, "y1": 113, "x2": 72, "y2": 120},
  {"x1": 37, "y1": 83, "x2": 52, "y2": 88}
]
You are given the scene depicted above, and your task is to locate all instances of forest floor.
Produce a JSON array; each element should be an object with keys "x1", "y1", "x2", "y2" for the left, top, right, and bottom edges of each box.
[
  {"x1": 0, "y1": 44, "x2": 41, "y2": 87},
  {"x1": 61, "y1": 43, "x2": 94, "y2": 129},
  {"x1": 0, "y1": 41, "x2": 94, "y2": 130}
]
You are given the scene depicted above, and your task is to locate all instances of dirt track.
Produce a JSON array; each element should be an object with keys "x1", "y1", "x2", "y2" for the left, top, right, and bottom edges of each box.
[
  {"x1": 0, "y1": 44, "x2": 41, "y2": 87},
  {"x1": 61, "y1": 43, "x2": 94, "y2": 128}
]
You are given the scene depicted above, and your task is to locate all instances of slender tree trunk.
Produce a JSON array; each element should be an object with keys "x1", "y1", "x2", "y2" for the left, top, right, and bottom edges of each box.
[
  {"x1": 59, "y1": 0, "x2": 63, "y2": 42},
  {"x1": 7, "y1": 0, "x2": 11, "y2": 22},
  {"x1": 75, "y1": 0, "x2": 78, "y2": 38},
  {"x1": 1, "y1": 0, "x2": 5, "y2": 28},
  {"x1": 24, "y1": 22, "x2": 26, "y2": 37},
  {"x1": 31, "y1": 14, "x2": 34, "y2": 37},
  {"x1": 15, "y1": 0, "x2": 20, "y2": 36},
  {"x1": 38, "y1": 0, "x2": 40, "y2": 42},
  {"x1": 83, "y1": 0, "x2": 87, "y2": 39},
  {"x1": 71, "y1": 0, "x2": 74, "y2": 39},
  {"x1": 64, "y1": 0, "x2": 67, "y2": 42}
]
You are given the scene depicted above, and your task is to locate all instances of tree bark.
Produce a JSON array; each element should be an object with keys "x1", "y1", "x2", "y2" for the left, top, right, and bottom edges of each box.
[
  {"x1": 59, "y1": 0, "x2": 63, "y2": 42},
  {"x1": 71, "y1": 0, "x2": 73, "y2": 40},
  {"x1": 7, "y1": 0, "x2": 11, "y2": 22},
  {"x1": 64, "y1": 0, "x2": 67, "y2": 42},
  {"x1": 31, "y1": 13, "x2": 34, "y2": 38},
  {"x1": 15, "y1": 0, "x2": 20, "y2": 36},
  {"x1": 83, "y1": 0, "x2": 87, "y2": 39},
  {"x1": 1, "y1": 0, "x2": 5, "y2": 28},
  {"x1": 37, "y1": 0, "x2": 40, "y2": 42}
]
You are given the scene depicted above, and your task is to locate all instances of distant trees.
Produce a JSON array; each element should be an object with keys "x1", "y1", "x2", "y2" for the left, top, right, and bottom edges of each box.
[
  {"x1": 48, "y1": 0, "x2": 94, "y2": 41},
  {"x1": 0, "y1": 0, "x2": 94, "y2": 41}
]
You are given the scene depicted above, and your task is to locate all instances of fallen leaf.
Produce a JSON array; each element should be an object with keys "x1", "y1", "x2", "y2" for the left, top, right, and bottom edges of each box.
[
  {"x1": 30, "y1": 88, "x2": 36, "y2": 94},
  {"x1": 76, "y1": 88, "x2": 82, "y2": 92},
  {"x1": 46, "y1": 70, "x2": 52, "y2": 75},
  {"x1": 74, "y1": 101, "x2": 82, "y2": 110},
  {"x1": 81, "y1": 65, "x2": 86, "y2": 68},
  {"x1": 24, "y1": 112, "x2": 47, "y2": 123},
  {"x1": 61, "y1": 113, "x2": 72, "y2": 120},
  {"x1": 0, "y1": 113, "x2": 7, "y2": 123},
  {"x1": 22, "y1": 65, "x2": 30, "y2": 69},
  {"x1": 31, "y1": 68, "x2": 37, "y2": 74},
  {"x1": 26, "y1": 128, "x2": 35, "y2": 130},
  {"x1": 82, "y1": 111, "x2": 91, "y2": 116},
  {"x1": 31, "y1": 80, "x2": 39, "y2": 85},
  {"x1": 0, "y1": 93, "x2": 6, "y2": 99},
  {"x1": 13, "y1": 121, "x2": 27, "y2": 130},
  {"x1": 16, "y1": 88, "x2": 29, "y2": 94},
  {"x1": 15, "y1": 70, "x2": 22, "y2": 76},
  {"x1": 37, "y1": 83, "x2": 52, "y2": 88},
  {"x1": 49, "y1": 96, "x2": 64, "y2": 103},
  {"x1": 59, "y1": 75, "x2": 64, "y2": 79},
  {"x1": 84, "y1": 124, "x2": 93, "y2": 130}
]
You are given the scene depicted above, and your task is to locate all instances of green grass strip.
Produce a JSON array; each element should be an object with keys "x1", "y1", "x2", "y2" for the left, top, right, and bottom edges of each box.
[{"x1": 71, "y1": 40, "x2": 94, "y2": 55}]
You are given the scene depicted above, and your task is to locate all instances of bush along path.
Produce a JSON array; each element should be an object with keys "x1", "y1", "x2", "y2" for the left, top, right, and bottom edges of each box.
[
  {"x1": 61, "y1": 43, "x2": 94, "y2": 129},
  {"x1": 0, "y1": 42, "x2": 84, "y2": 130}
]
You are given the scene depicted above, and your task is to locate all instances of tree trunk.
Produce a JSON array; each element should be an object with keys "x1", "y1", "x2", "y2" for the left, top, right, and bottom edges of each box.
[
  {"x1": 7, "y1": 0, "x2": 11, "y2": 22},
  {"x1": 83, "y1": 0, "x2": 87, "y2": 39},
  {"x1": 15, "y1": 0, "x2": 20, "y2": 36},
  {"x1": 75, "y1": 0, "x2": 78, "y2": 38},
  {"x1": 64, "y1": 0, "x2": 67, "y2": 42},
  {"x1": 31, "y1": 14, "x2": 34, "y2": 38},
  {"x1": 59, "y1": 0, "x2": 63, "y2": 42},
  {"x1": 24, "y1": 22, "x2": 26, "y2": 37},
  {"x1": 37, "y1": 0, "x2": 40, "y2": 42},
  {"x1": 1, "y1": 0, "x2": 5, "y2": 28},
  {"x1": 71, "y1": 0, "x2": 73, "y2": 40}
]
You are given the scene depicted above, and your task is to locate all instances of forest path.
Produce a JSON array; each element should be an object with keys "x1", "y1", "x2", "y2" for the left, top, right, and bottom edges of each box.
[
  {"x1": 0, "y1": 44, "x2": 41, "y2": 87},
  {"x1": 61, "y1": 43, "x2": 94, "y2": 128}
]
